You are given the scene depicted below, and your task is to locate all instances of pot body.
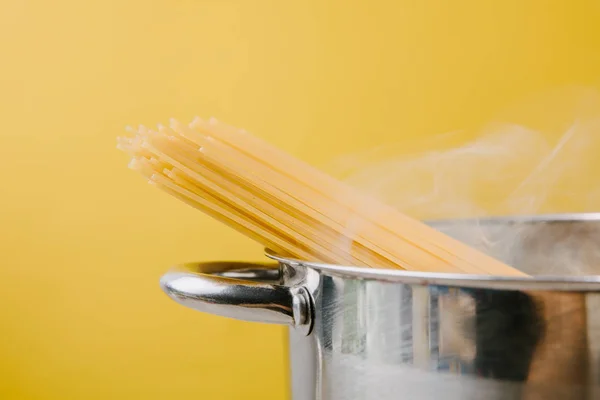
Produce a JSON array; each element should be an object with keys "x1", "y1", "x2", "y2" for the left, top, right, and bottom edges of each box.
[
  {"x1": 161, "y1": 214, "x2": 600, "y2": 400},
  {"x1": 286, "y1": 263, "x2": 600, "y2": 400}
]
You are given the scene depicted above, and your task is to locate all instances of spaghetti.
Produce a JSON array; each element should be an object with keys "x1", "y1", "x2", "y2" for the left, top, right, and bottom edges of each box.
[{"x1": 118, "y1": 117, "x2": 526, "y2": 276}]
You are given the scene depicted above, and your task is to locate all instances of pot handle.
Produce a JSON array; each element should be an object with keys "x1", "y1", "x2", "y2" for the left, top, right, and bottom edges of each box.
[{"x1": 159, "y1": 261, "x2": 314, "y2": 335}]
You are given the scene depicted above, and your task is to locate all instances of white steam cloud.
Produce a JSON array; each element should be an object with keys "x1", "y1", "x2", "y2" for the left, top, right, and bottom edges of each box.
[{"x1": 327, "y1": 87, "x2": 600, "y2": 275}]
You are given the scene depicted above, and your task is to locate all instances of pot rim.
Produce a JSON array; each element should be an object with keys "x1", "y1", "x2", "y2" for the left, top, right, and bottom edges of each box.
[{"x1": 265, "y1": 212, "x2": 600, "y2": 291}]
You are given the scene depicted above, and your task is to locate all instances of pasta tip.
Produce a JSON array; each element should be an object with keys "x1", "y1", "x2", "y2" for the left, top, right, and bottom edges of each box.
[
  {"x1": 127, "y1": 158, "x2": 140, "y2": 170},
  {"x1": 191, "y1": 116, "x2": 202, "y2": 126}
]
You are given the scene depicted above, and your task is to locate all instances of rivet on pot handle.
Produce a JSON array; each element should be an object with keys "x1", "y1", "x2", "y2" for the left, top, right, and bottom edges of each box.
[{"x1": 159, "y1": 261, "x2": 314, "y2": 336}]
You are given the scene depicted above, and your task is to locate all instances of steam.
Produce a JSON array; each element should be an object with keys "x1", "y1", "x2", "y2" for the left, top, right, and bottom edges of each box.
[{"x1": 329, "y1": 87, "x2": 600, "y2": 275}]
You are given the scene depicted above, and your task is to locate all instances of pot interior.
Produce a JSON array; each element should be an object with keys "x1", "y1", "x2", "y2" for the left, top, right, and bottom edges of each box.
[{"x1": 429, "y1": 214, "x2": 600, "y2": 276}]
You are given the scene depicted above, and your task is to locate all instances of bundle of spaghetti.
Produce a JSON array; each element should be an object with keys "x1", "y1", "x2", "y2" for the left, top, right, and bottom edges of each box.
[{"x1": 117, "y1": 117, "x2": 526, "y2": 276}]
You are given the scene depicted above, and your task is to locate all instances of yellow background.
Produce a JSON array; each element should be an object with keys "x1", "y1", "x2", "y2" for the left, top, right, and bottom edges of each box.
[{"x1": 2, "y1": 0, "x2": 600, "y2": 399}]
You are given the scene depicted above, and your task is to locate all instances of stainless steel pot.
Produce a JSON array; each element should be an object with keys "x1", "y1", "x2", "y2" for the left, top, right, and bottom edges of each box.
[{"x1": 160, "y1": 214, "x2": 600, "y2": 399}]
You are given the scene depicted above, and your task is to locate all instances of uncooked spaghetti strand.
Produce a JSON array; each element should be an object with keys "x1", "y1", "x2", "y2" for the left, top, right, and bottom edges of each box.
[
  {"x1": 165, "y1": 167, "x2": 352, "y2": 265},
  {"x1": 155, "y1": 126, "x2": 502, "y2": 274},
  {"x1": 150, "y1": 172, "x2": 324, "y2": 263},
  {"x1": 151, "y1": 143, "x2": 353, "y2": 265},
  {"x1": 168, "y1": 165, "x2": 366, "y2": 266},
  {"x1": 157, "y1": 183, "x2": 313, "y2": 262},
  {"x1": 118, "y1": 119, "x2": 525, "y2": 276},
  {"x1": 188, "y1": 120, "x2": 478, "y2": 261},
  {"x1": 158, "y1": 183, "x2": 292, "y2": 257},
  {"x1": 155, "y1": 131, "x2": 393, "y2": 267},
  {"x1": 195, "y1": 143, "x2": 449, "y2": 270},
  {"x1": 163, "y1": 122, "x2": 494, "y2": 273},
  {"x1": 188, "y1": 118, "x2": 524, "y2": 275},
  {"x1": 181, "y1": 127, "x2": 464, "y2": 270},
  {"x1": 146, "y1": 130, "x2": 370, "y2": 266},
  {"x1": 126, "y1": 131, "x2": 334, "y2": 262},
  {"x1": 143, "y1": 135, "x2": 354, "y2": 265},
  {"x1": 165, "y1": 120, "x2": 431, "y2": 266},
  {"x1": 153, "y1": 125, "x2": 399, "y2": 268},
  {"x1": 129, "y1": 154, "x2": 318, "y2": 261}
]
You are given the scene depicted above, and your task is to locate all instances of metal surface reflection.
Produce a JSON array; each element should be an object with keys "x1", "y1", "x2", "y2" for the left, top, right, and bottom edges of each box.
[
  {"x1": 160, "y1": 214, "x2": 600, "y2": 399},
  {"x1": 312, "y1": 274, "x2": 594, "y2": 400}
]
